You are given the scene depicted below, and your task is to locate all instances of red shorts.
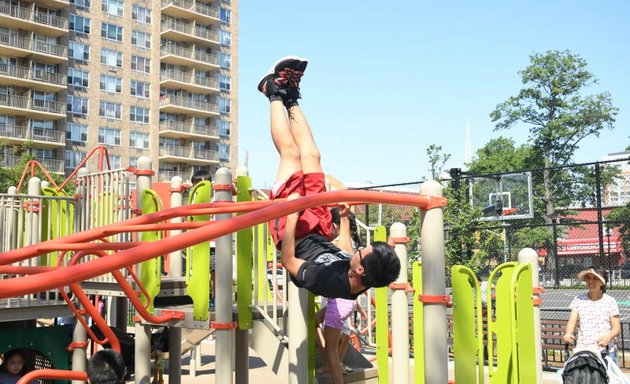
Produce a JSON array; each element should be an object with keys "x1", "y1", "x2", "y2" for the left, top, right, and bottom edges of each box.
[{"x1": 269, "y1": 171, "x2": 332, "y2": 249}]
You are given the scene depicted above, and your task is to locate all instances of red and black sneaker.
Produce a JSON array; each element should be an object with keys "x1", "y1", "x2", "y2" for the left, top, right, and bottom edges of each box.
[{"x1": 257, "y1": 56, "x2": 308, "y2": 106}]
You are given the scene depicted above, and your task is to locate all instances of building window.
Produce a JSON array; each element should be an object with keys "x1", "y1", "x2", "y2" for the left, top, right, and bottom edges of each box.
[
  {"x1": 218, "y1": 97, "x2": 230, "y2": 114},
  {"x1": 101, "y1": 48, "x2": 123, "y2": 68},
  {"x1": 66, "y1": 123, "x2": 88, "y2": 142},
  {"x1": 129, "y1": 156, "x2": 138, "y2": 167},
  {"x1": 130, "y1": 106, "x2": 149, "y2": 123},
  {"x1": 100, "y1": 75, "x2": 122, "y2": 93},
  {"x1": 68, "y1": 41, "x2": 90, "y2": 62},
  {"x1": 65, "y1": 150, "x2": 86, "y2": 169},
  {"x1": 69, "y1": 15, "x2": 91, "y2": 34},
  {"x1": 219, "y1": 8, "x2": 231, "y2": 24},
  {"x1": 109, "y1": 155, "x2": 121, "y2": 169},
  {"x1": 98, "y1": 127, "x2": 121, "y2": 145},
  {"x1": 102, "y1": 0, "x2": 123, "y2": 16},
  {"x1": 32, "y1": 120, "x2": 54, "y2": 130},
  {"x1": 101, "y1": 22, "x2": 123, "y2": 41},
  {"x1": 218, "y1": 74, "x2": 230, "y2": 91},
  {"x1": 67, "y1": 95, "x2": 89, "y2": 115},
  {"x1": 219, "y1": 30, "x2": 231, "y2": 46},
  {"x1": 131, "y1": 5, "x2": 151, "y2": 23},
  {"x1": 68, "y1": 68, "x2": 89, "y2": 88},
  {"x1": 129, "y1": 131, "x2": 149, "y2": 149},
  {"x1": 131, "y1": 30, "x2": 151, "y2": 49},
  {"x1": 131, "y1": 55, "x2": 150, "y2": 73},
  {"x1": 69, "y1": 0, "x2": 90, "y2": 8},
  {"x1": 217, "y1": 120, "x2": 230, "y2": 137},
  {"x1": 159, "y1": 137, "x2": 180, "y2": 147},
  {"x1": 99, "y1": 101, "x2": 122, "y2": 119},
  {"x1": 217, "y1": 143, "x2": 230, "y2": 161},
  {"x1": 218, "y1": 52, "x2": 230, "y2": 69},
  {"x1": 130, "y1": 80, "x2": 150, "y2": 98}
]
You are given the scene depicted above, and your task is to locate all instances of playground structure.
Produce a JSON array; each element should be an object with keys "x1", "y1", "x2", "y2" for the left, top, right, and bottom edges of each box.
[{"x1": 0, "y1": 147, "x2": 543, "y2": 384}]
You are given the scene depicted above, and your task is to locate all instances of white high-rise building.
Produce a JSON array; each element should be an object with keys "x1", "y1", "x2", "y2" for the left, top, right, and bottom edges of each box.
[{"x1": 603, "y1": 151, "x2": 630, "y2": 206}]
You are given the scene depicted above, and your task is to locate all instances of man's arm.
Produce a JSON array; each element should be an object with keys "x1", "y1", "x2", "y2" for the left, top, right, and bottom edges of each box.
[
  {"x1": 336, "y1": 204, "x2": 353, "y2": 253},
  {"x1": 281, "y1": 193, "x2": 305, "y2": 278}
]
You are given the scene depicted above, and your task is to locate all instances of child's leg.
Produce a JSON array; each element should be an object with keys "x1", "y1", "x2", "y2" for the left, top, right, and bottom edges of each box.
[
  {"x1": 270, "y1": 100, "x2": 301, "y2": 183},
  {"x1": 287, "y1": 105, "x2": 322, "y2": 175}
]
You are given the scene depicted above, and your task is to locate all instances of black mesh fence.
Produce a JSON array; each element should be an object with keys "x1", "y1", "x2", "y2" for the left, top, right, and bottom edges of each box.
[{"x1": 352, "y1": 157, "x2": 630, "y2": 289}]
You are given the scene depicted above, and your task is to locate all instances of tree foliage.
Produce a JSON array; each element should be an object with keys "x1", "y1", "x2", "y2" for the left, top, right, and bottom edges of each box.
[
  {"x1": 490, "y1": 50, "x2": 618, "y2": 224},
  {"x1": 0, "y1": 144, "x2": 69, "y2": 194},
  {"x1": 607, "y1": 202, "x2": 630, "y2": 259}
]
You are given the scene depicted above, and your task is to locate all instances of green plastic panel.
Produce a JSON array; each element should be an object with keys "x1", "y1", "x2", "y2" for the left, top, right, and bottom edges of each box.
[
  {"x1": 236, "y1": 175, "x2": 253, "y2": 329},
  {"x1": 451, "y1": 265, "x2": 483, "y2": 384},
  {"x1": 488, "y1": 262, "x2": 517, "y2": 384},
  {"x1": 412, "y1": 261, "x2": 424, "y2": 384},
  {"x1": 511, "y1": 264, "x2": 536, "y2": 384},
  {"x1": 139, "y1": 189, "x2": 163, "y2": 314},
  {"x1": 186, "y1": 180, "x2": 212, "y2": 320},
  {"x1": 40, "y1": 188, "x2": 74, "y2": 267},
  {"x1": 373, "y1": 225, "x2": 389, "y2": 384}
]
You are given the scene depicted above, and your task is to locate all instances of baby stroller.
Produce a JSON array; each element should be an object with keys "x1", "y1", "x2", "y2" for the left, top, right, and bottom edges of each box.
[
  {"x1": 561, "y1": 350, "x2": 608, "y2": 383},
  {"x1": 561, "y1": 349, "x2": 630, "y2": 384}
]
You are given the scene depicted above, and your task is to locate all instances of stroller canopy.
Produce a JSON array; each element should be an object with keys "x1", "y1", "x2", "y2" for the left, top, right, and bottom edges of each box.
[{"x1": 562, "y1": 350, "x2": 608, "y2": 384}]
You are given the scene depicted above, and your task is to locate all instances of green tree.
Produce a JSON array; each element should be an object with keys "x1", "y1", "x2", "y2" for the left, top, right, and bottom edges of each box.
[
  {"x1": 468, "y1": 137, "x2": 538, "y2": 174},
  {"x1": 490, "y1": 50, "x2": 618, "y2": 226},
  {"x1": 0, "y1": 144, "x2": 68, "y2": 194},
  {"x1": 607, "y1": 203, "x2": 630, "y2": 259}
]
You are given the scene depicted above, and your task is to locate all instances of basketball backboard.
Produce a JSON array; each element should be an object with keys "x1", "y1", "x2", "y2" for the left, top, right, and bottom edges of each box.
[{"x1": 468, "y1": 171, "x2": 534, "y2": 221}]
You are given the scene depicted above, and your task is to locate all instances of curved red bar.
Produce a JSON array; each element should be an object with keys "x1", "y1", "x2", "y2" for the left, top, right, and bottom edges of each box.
[
  {"x1": 17, "y1": 369, "x2": 87, "y2": 384},
  {"x1": 0, "y1": 190, "x2": 446, "y2": 298}
]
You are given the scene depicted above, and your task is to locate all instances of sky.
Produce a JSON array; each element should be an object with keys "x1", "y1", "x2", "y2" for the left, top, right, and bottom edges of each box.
[{"x1": 236, "y1": 1, "x2": 630, "y2": 190}]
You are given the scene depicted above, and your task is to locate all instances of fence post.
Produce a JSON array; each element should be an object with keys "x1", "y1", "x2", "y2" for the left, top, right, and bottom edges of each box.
[
  {"x1": 390, "y1": 222, "x2": 409, "y2": 383},
  {"x1": 419, "y1": 180, "x2": 447, "y2": 384},
  {"x1": 518, "y1": 248, "x2": 542, "y2": 384}
]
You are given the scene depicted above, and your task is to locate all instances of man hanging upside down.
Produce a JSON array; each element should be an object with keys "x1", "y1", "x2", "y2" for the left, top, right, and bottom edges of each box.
[{"x1": 258, "y1": 56, "x2": 400, "y2": 300}]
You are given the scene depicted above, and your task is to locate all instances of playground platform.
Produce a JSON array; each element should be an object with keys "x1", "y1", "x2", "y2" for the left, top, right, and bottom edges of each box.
[{"x1": 152, "y1": 338, "x2": 568, "y2": 384}]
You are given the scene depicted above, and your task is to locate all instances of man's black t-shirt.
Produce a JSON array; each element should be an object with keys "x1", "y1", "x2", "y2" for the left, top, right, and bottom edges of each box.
[{"x1": 292, "y1": 235, "x2": 362, "y2": 300}]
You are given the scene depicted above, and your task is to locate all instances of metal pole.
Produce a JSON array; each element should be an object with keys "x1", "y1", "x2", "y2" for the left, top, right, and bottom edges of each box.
[
  {"x1": 419, "y1": 180, "x2": 447, "y2": 384},
  {"x1": 215, "y1": 167, "x2": 234, "y2": 384},
  {"x1": 390, "y1": 222, "x2": 409, "y2": 384},
  {"x1": 168, "y1": 327, "x2": 182, "y2": 384},
  {"x1": 134, "y1": 156, "x2": 152, "y2": 384},
  {"x1": 288, "y1": 283, "x2": 309, "y2": 384},
  {"x1": 518, "y1": 248, "x2": 542, "y2": 384},
  {"x1": 71, "y1": 315, "x2": 87, "y2": 384}
]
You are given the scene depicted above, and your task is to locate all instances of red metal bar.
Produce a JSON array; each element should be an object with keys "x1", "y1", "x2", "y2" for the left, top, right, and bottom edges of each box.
[
  {"x1": 17, "y1": 369, "x2": 87, "y2": 384},
  {"x1": 0, "y1": 265, "x2": 52, "y2": 274},
  {"x1": 15, "y1": 160, "x2": 60, "y2": 192},
  {"x1": 0, "y1": 190, "x2": 446, "y2": 298}
]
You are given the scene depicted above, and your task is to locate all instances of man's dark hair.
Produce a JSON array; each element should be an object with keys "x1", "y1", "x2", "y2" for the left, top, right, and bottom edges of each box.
[
  {"x1": 87, "y1": 349, "x2": 125, "y2": 384},
  {"x1": 361, "y1": 241, "x2": 400, "y2": 288},
  {"x1": 191, "y1": 169, "x2": 212, "y2": 185}
]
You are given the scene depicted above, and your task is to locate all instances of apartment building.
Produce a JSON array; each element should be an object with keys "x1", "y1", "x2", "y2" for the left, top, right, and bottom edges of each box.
[
  {"x1": 603, "y1": 151, "x2": 630, "y2": 206},
  {"x1": 0, "y1": 0, "x2": 238, "y2": 183}
]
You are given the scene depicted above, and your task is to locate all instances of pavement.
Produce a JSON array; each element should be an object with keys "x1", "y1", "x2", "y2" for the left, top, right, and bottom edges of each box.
[{"x1": 149, "y1": 337, "x2": 572, "y2": 384}]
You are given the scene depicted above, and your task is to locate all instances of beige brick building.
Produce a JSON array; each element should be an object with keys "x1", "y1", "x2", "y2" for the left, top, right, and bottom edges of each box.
[{"x1": 0, "y1": 0, "x2": 238, "y2": 183}]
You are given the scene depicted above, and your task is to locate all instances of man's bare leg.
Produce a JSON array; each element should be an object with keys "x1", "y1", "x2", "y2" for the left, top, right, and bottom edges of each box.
[
  {"x1": 270, "y1": 100, "x2": 301, "y2": 183},
  {"x1": 287, "y1": 105, "x2": 322, "y2": 175}
]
